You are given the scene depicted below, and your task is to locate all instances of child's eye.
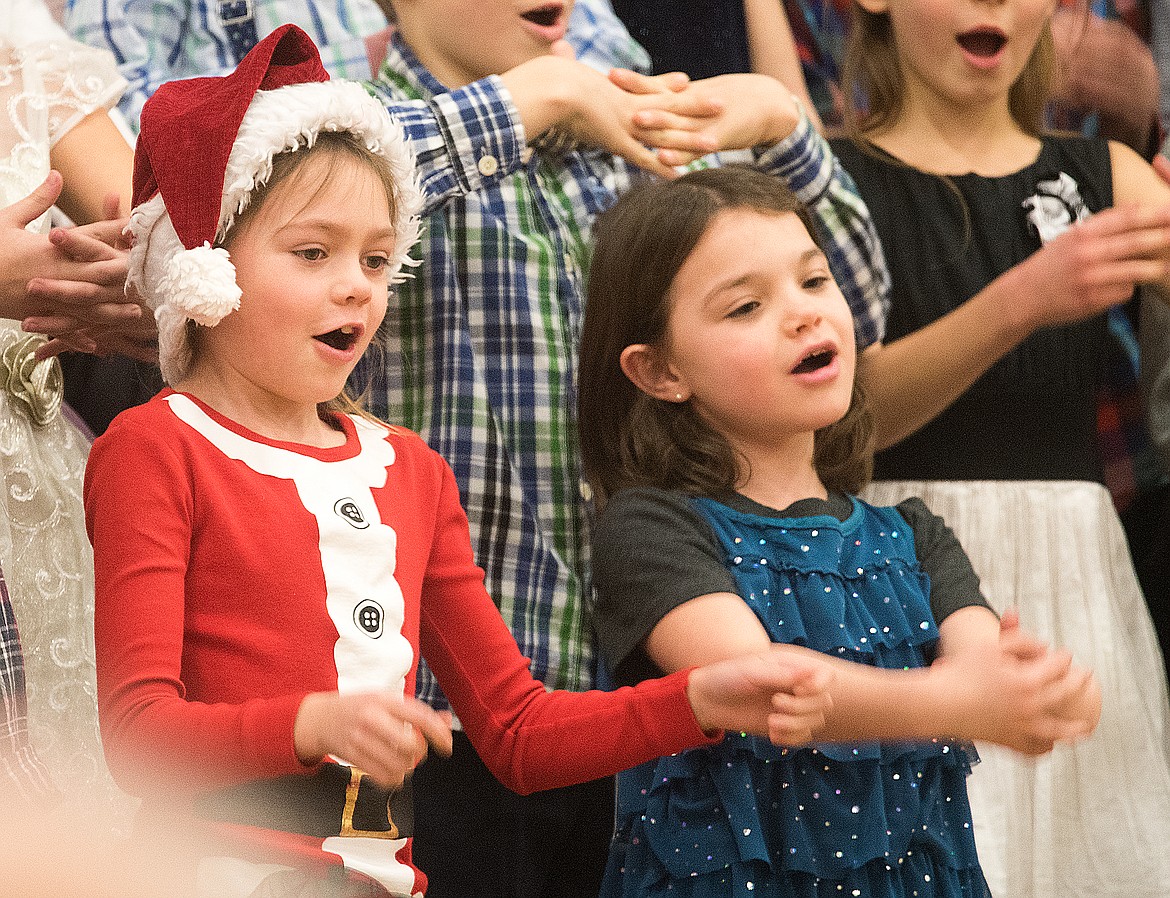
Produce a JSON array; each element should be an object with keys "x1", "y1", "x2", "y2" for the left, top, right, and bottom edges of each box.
[
  {"x1": 295, "y1": 247, "x2": 326, "y2": 261},
  {"x1": 727, "y1": 300, "x2": 760, "y2": 318},
  {"x1": 365, "y1": 254, "x2": 390, "y2": 271},
  {"x1": 803, "y1": 273, "x2": 831, "y2": 291}
]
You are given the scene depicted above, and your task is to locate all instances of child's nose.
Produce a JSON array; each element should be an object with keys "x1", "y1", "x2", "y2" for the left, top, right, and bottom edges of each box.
[
  {"x1": 334, "y1": 259, "x2": 373, "y2": 304},
  {"x1": 784, "y1": 299, "x2": 823, "y2": 335}
]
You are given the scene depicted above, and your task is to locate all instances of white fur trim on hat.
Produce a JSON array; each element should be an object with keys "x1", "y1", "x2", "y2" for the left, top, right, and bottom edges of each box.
[{"x1": 129, "y1": 80, "x2": 423, "y2": 386}]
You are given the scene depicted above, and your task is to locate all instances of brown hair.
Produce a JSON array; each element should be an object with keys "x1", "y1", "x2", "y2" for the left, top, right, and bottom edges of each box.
[
  {"x1": 578, "y1": 166, "x2": 873, "y2": 511},
  {"x1": 843, "y1": 5, "x2": 1055, "y2": 138},
  {"x1": 198, "y1": 131, "x2": 398, "y2": 425}
]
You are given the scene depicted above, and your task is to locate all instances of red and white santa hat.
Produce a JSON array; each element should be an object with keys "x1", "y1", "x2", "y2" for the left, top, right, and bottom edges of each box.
[{"x1": 128, "y1": 24, "x2": 422, "y2": 385}]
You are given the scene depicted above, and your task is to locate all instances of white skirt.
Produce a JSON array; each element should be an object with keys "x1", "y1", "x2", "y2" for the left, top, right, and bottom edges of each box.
[{"x1": 862, "y1": 479, "x2": 1170, "y2": 898}]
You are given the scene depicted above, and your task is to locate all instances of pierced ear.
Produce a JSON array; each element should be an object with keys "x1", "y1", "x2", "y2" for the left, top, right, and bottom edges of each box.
[{"x1": 620, "y1": 344, "x2": 690, "y2": 403}]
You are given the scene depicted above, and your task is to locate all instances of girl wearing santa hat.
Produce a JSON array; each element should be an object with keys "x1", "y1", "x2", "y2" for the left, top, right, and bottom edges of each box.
[{"x1": 82, "y1": 24, "x2": 835, "y2": 898}]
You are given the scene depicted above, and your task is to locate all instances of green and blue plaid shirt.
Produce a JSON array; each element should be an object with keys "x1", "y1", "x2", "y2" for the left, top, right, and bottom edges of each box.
[
  {"x1": 361, "y1": 32, "x2": 890, "y2": 709},
  {"x1": 66, "y1": 0, "x2": 388, "y2": 131}
]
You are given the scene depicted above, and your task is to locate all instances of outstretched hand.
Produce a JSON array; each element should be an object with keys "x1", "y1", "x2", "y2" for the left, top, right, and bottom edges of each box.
[
  {"x1": 686, "y1": 646, "x2": 834, "y2": 746},
  {"x1": 936, "y1": 631, "x2": 1100, "y2": 756},
  {"x1": 294, "y1": 690, "x2": 454, "y2": 791}
]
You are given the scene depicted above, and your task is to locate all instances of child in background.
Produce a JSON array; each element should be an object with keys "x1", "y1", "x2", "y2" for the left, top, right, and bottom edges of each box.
[
  {"x1": 829, "y1": 0, "x2": 1170, "y2": 893},
  {"x1": 85, "y1": 27, "x2": 843, "y2": 898},
  {"x1": 577, "y1": 166, "x2": 1100, "y2": 898}
]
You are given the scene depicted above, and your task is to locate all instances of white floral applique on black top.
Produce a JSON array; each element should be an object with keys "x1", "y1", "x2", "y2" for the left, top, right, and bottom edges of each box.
[{"x1": 1021, "y1": 171, "x2": 1091, "y2": 245}]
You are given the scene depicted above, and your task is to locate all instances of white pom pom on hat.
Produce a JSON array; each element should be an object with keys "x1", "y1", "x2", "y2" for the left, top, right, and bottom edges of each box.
[{"x1": 128, "y1": 24, "x2": 422, "y2": 385}]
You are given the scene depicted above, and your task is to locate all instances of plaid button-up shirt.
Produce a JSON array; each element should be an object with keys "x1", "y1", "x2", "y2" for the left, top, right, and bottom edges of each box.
[
  {"x1": 66, "y1": 0, "x2": 388, "y2": 131},
  {"x1": 359, "y1": 33, "x2": 890, "y2": 710}
]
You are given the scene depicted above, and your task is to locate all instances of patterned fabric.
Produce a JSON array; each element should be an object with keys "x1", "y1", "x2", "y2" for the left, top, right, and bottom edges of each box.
[
  {"x1": 601, "y1": 496, "x2": 985, "y2": 898},
  {"x1": 0, "y1": 566, "x2": 56, "y2": 801},
  {"x1": 567, "y1": 0, "x2": 652, "y2": 75},
  {"x1": 355, "y1": 33, "x2": 889, "y2": 710},
  {"x1": 0, "y1": 2, "x2": 128, "y2": 818},
  {"x1": 64, "y1": 0, "x2": 388, "y2": 131},
  {"x1": 786, "y1": 0, "x2": 852, "y2": 129}
]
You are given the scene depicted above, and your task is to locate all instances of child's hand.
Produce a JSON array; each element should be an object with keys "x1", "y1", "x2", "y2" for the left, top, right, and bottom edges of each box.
[
  {"x1": 622, "y1": 72, "x2": 801, "y2": 167},
  {"x1": 686, "y1": 647, "x2": 834, "y2": 746},
  {"x1": 995, "y1": 610, "x2": 1103, "y2": 740},
  {"x1": 500, "y1": 56, "x2": 722, "y2": 179},
  {"x1": 1001, "y1": 203, "x2": 1170, "y2": 335},
  {"x1": 294, "y1": 691, "x2": 454, "y2": 790},
  {"x1": 936, "y1": 644, "x2": 1099, "y2": 755}
]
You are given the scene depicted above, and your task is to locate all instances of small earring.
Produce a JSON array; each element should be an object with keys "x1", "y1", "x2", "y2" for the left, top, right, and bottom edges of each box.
[{"x1": 675, "y1": 393, "x2": 684, "y2": 402}]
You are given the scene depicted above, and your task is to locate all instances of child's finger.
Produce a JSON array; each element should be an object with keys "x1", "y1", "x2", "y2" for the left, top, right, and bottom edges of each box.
[
  {"x1": 999, "y1": 607, "x2": 1020, "y2": 632},
  {"x1": 49, "y1": 226, "x2": 122, "y2": 262},
  {"x1": 608, "y1": 67, "x2": 689, "y2": 96},
  {"x1": 101, "y1": 191, "x2": 122, "y2": 222},
  {"x1": 772, "y1": 690, "x2": 833, "y2": 719},
  {"x1": 1084, "y1": 258, "x2": 1168, "y2": 292},
  {"x1": 395, "y1": 699, "x2": 454, "y2": 757},
  {"x1": 615, "y1": 140, "x2": 683, "y2": 180}
]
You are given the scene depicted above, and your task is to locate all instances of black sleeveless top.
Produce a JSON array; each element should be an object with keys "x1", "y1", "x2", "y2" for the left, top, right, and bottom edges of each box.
[{"x1": 831, "y1": 135, "x2": 1113, "y2": 482}]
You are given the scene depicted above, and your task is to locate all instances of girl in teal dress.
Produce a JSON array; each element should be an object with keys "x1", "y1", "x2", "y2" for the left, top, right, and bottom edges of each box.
[{"x1": 576, "y1": 166, "x2": 1101, "y2": 897}]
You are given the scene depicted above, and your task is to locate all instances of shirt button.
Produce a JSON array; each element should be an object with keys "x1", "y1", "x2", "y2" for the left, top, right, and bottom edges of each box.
[
  {"x1": 579, "y1": 481, "x2": 594, "y2": 502},
  {"x1": 477, "y1": 154, "x2": 500, "y2": 177}
]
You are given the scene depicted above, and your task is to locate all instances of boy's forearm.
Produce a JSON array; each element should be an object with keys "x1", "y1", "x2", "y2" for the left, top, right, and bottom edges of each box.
[{"x1": 498, "y1": 57, "x2": 575, "y2": 141}]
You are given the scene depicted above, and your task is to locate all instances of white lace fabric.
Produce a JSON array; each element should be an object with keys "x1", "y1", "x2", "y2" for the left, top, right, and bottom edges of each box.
[{"x1": 1, "y1": 0, "x2": 133, "y2": 825}]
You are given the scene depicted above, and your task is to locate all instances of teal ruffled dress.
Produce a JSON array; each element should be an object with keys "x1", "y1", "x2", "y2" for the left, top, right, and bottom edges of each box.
[{"x1": 600, "y1": 496, "x2": 989, "y2": 898}]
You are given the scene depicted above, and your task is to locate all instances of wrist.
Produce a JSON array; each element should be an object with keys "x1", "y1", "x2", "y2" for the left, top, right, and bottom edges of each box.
[
  {"x1": 974, "y1": 263, "x2": 1038, "y2": 346},
  {"x1": 500, "y1": 56, "x2": 576, "y2": 139},
  {"x1": 293, "y1": 692, "x2": 328, "y2": 766},
  {"x1": 684, "y1": 666, "x2": 717, "y2": 734}
]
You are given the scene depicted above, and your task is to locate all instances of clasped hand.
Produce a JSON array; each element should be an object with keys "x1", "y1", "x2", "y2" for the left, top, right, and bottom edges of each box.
[{"x1": 2, "y1": 171, "x2": 156, "y2": 362}]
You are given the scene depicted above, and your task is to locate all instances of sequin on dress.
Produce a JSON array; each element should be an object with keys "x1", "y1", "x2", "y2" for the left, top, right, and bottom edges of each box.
[{"x1": 601, "y1": 497, "x2": 990, "y2": 898}]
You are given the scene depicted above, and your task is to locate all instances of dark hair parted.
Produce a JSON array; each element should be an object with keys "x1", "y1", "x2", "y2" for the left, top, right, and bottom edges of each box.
[
  {"x1": 578, "y1": 166, "x2": 873, "y2": 511},
  {"x1": 843, "y1": 4, "x2": 1055, "y2": 138}
]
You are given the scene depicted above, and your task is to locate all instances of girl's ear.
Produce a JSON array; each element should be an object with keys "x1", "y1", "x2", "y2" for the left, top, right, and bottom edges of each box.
[{"x1": 620, "y1": 344, "x2": 691, "y2": 403}]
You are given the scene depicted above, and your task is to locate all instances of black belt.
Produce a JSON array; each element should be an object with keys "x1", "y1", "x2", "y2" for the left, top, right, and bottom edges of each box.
[{"x1": 195, "y1": 763, "x2": 414, "y2": 841}]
